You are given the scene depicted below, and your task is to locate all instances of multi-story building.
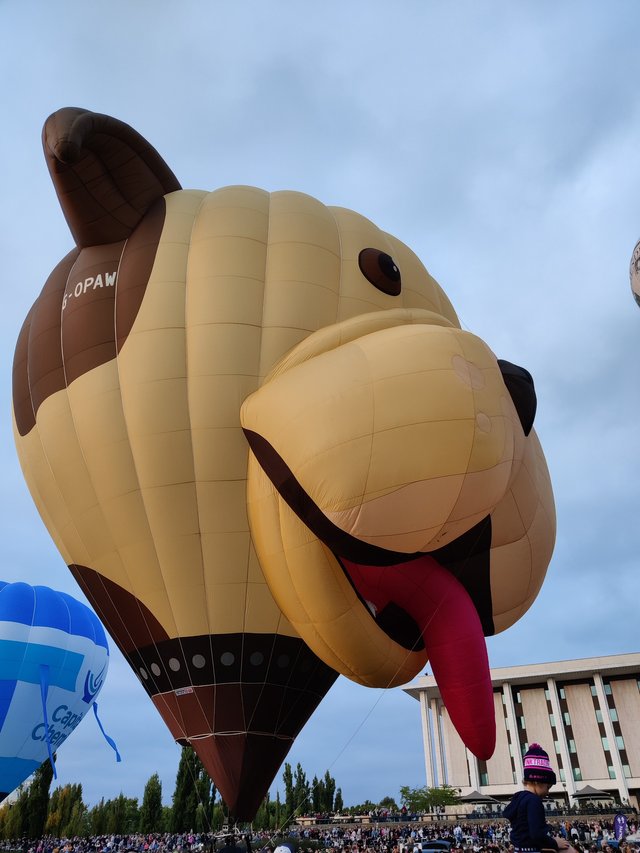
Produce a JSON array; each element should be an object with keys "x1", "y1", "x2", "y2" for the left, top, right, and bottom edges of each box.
[{"x1": 404, "y1": 653, "x2": 640, "y2": 809}]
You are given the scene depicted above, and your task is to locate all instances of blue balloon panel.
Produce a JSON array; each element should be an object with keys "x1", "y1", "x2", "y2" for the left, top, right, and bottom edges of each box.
[{"x1": 0, "y1": 582, "x2": 109, "y2": 799}]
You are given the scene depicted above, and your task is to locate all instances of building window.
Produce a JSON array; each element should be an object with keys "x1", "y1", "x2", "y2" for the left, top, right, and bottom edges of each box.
[
  {"x1": 595, "y1": 709, "x2": 603, "y2": 723},
  {"x1": 520, "y1": 716, "x2": 526, "y2": 729},
  {"x1": 608, "y1": 766, "x2": 616, "y2": 779},
  {"x1": 480, "y1": 772, "x2": 489, "y2": 786},
  {"x1": 604, "y1": 683, "x2": 612, "y2": 695},
  {"x1": 623, "y1": 765, "x2": 631, "y2": 778},
  {"x1": 549, "y1": 713, "x2": 555, "y2": 727},
  {"x1": 559, "y1": 768, "x2": 566, "y2": 782},
  {"x1": 516, "y1": 691, "x2": 522, "y2": 703},
  {"x1": 610, "y1": 708, "x2": 618, "y2": 722},
  {"x1": 568, "y1": 739, "x2": 576, "y2": 753},
  {"x1": 591, "y1": 685, "x2": 598, "y2": 697},
  {"x1": 573, "y1": 767, "x2": 582, "y2": 781},
  {"x1": 559, "y1": 687, "x2": 566, "y2": 699},
  {"x1": 602, "y1": 737, "x2": 609, "y2": 751},
  {"x1": 616, "y1": 735, "x2": 625, "y2": 750},
  {"x1": 545, "y1": 688, "x2": 551, "y2": 700},
  {"x1": 564, "y1": 711, "x2": 571, "y2": 725}
]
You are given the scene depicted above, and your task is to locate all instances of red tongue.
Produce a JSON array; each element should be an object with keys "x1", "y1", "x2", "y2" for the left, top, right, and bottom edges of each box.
[{"x1": 342, "y1": 555, "x2": 496, "y2": 760}]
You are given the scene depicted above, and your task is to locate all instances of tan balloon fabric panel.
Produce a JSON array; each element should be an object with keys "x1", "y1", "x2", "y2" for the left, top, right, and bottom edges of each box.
[
  {"x1": 245, "y1": 451, "x2": 427, "y2": 687},
  {"x1": 181, "y1": 185, "x2": 294, "y2": 638},
  {"x1": 327, "y1": 207, "x2": 459, "y2": 326},
  {"x1": 258, "y1": 191, "x2": 342, "y2": 379},
  {"x1": 116, "y1": 190, "x2": 206, "y2": 637},
  {"x1": 243, "y1": 321, "x2": 520, "y2": 553},
  {"x1": 489, "y1": 431, "x2": 555, "y2": 632},
  {"x1": 64, "y1": 363, "x2": 173, "y2": 626},
  {"x1": 12, "y1": 407, "x2": 84, "y2": 566},
  {"x1": 384, "y1": 233, "x2": 460, "y2": 325}
]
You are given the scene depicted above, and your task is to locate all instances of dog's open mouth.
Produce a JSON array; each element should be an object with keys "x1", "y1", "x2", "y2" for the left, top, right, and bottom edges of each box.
[{"x1": 244, "y1": 428, "x2": 496, "y2": 759}]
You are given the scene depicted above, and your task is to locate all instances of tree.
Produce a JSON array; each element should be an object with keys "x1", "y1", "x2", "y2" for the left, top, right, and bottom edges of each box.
[
  {"x1": 292, "y1": 763, "x2": 311, "y2": 817},
  {"x1": 171, "y1": 746, "x2": 216, "y2": 832},
  {"x1": 322, "y1": 771, "x2": 336, "y2": 813},
  {"x1": 26, "y1": 758, "x2": 55, "y2": 838},
  {"x1": 65, "y1": 798, "x2": 90, "y2": 837},
  {"x1": 274, "y1": 791, "x2": 282, "y2": 830},
  {"x1": 139, "y1": 773, "x2": 163, "y2": 832},
  {"x1": 334, "y1": 788, "x2": 343, "y2": 813},
  {"x1": 5, "y1": 785, "x2": 28, "y2": 839},
  {"x1": 282, "y1": 763, "x2": 294, "y2": 823},
  {"x1": 253, "y1": 792, "x2": 273, "y2": 830},
  {"x1": 104, "y1": 794, "x2": 139, "y2": 834},
  {"x1": 311, "y1": 776, "x2": 322, "y2": 813},
  {"x1": 379, "y1": 796, "x2": 398, "y2": 812},
  {"x1": 45, "y1": 784, "x2": 85, "y2": 836},
  {"x1": 399, "y1": 784, "x2": 459, "y2": 813},
  {"x1": 89, "y1": 798, "x2": 108, "y2": 835}
]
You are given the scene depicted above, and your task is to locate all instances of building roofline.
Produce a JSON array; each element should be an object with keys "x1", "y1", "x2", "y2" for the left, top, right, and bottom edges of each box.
[{"x1": 403, "y1": 651, "x2": 640, "y2": 700}]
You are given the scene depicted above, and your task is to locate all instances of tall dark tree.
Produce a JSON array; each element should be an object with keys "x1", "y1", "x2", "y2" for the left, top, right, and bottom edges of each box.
[
  {"x1": 311, "y1": 776, "x2": 322, "y2": 813},
  {"x1": 171, "y1": 746, "x2": 215, "y2": 832},
  {"x1": 282, "y1": 763, "x2": 294, "y2": 823},
  {"x1": 254, "y1": 791, "x2": 282, "y2": 830},
  {"x1": 89, "y1": 798, "x2": 108, "y2": 835},
  {"x1": 334, "y1": 788, "x2": 343, "y2": 813},
  {"x1": 322, "y1": 771, "x2": 336, "y2": 813},
  {"x1": 139, "y1": 773, "x2": 163, "y2": 832},
  {"x1": 26, "y1": 759, "x2": 55, "y2": 838},
  {"x1": 292, "y1": 763, "x2": 311, "y2": 817},
  {"x1": 274, "y1": 791, "x2": 282, "y2": 831}
]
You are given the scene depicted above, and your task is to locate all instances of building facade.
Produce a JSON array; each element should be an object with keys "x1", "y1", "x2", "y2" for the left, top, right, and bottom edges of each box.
[{"x1": 404, "y1": 653, "x2": 640, "y2": 808}]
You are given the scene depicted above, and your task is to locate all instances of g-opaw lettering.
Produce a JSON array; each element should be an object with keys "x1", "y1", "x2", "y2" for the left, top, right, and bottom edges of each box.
[{"x1": 62, "y1": 271, "x2": 117, "y2": 310}]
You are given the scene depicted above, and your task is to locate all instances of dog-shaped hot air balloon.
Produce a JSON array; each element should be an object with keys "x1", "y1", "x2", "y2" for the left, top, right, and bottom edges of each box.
[{"x1": 13, "y1": 108, "x2": 555, "y2": 817}]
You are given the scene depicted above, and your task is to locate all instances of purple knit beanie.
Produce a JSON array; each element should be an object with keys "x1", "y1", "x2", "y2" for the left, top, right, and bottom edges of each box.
[{"x1": 523, "y1": 743, "x2": 556, "y2": 785}]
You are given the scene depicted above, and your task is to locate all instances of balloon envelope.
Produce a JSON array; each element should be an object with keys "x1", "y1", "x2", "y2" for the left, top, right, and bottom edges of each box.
[
  {"x1": 13, "y1": 108, "x2": 555, "y2": 803},
  {"x1": 0, "y1": 581, "x2": 109, "y2": 799}
]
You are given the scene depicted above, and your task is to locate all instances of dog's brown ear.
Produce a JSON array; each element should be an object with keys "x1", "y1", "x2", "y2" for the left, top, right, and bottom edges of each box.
[{"x1": 42, "y1": 107, "x2": 181, "y2": 247}]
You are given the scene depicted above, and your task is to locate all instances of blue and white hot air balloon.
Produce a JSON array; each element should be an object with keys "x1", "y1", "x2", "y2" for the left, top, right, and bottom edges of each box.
[{"x1": 0, "y1": 581, "x2": 118, "y2": 800}]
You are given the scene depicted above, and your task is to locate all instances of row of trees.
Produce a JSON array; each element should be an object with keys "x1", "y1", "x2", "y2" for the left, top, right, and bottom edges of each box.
[
  {"x1": 0, "y1": 753, "x2": 348, "y2": 840},
  {"x1": 0, "y1": 747, "x2": 460, "y2": 841}
]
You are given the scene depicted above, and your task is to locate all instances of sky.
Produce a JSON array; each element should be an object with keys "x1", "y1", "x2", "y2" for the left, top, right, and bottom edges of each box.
[{"x1": 0, "y1": 0, "x2": 639, "y2": 816}]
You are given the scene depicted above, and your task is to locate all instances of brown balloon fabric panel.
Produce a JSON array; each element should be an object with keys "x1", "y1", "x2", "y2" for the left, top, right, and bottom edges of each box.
[
  {"x1": 13, "y1": 249, "x2": 79, "y2": 435},
  {"x1": 61, "y1": 241, "x2": 125, "y2": 383},
  {"x1": 42, "y1": 108, "x2": 181, "y2": 247}
]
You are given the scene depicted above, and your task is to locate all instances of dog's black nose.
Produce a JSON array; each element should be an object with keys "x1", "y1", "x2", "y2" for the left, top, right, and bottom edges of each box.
[{"x1": 497, "y1": 359, "x2": 536, "y2": 435}]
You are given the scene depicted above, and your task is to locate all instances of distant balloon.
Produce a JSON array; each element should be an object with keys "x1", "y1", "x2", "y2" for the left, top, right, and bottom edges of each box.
[
  {"x1": 630, "y1": 239, "x2": 640, "y2": 307},
  {"x1": 0, "y1": 581, "x2": 109, "y2": 800},
  {"x1": 13, "y1": 108, "x2": 556, "y2": 810}
]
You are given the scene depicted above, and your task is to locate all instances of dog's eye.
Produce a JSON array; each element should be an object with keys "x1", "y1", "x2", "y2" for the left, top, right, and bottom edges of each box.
[{"x1": 358, "y1": 248, "x2": 401, "y2": 296}]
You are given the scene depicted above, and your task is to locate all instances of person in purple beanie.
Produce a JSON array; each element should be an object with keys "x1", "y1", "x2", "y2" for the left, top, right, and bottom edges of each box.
[{"x1": 504, "y1": 743, "x2": 572, "y2": 853}]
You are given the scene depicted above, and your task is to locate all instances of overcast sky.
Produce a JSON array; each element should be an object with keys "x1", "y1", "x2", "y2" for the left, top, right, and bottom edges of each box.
[{"x1": 0, "y1": 0, "x2": 639, "y2": 816}]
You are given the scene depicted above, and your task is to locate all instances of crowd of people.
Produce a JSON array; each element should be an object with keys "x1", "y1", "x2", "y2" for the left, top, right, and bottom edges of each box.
[{"x1": 0, "y1": 815, "x2": 638, "y2": 853}]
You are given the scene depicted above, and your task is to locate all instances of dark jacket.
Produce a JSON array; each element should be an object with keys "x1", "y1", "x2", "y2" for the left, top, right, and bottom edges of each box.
[{"x1": 503, "y1": 790, "x2": 559, "y2": 851}]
